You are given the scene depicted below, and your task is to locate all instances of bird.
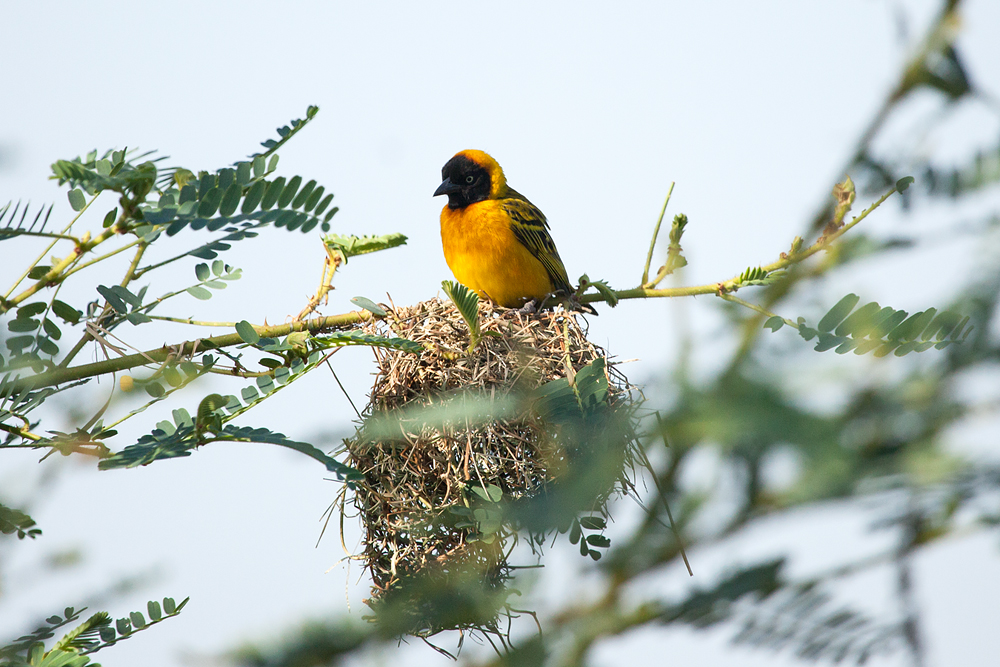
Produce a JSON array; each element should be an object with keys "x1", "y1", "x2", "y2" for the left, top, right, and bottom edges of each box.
[{"x1": 433, "y1": 149, "x2": 595, "y2": 313}]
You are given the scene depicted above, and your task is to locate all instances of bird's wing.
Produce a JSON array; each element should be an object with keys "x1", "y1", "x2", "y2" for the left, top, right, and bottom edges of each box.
[{"x1": 501, "y1": 197, "x2": 573, "y2": 294}]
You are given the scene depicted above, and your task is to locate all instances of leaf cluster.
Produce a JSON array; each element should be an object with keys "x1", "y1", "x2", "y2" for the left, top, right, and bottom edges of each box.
[
  {"x1": 0, "y1": 597, "x2": 187, "y2": 667},
  {"x1": 0, "y1": 503, "x2": 41, "y2": 539},
  {"x1": 766, "y1": 293, "x2": 972, "y2": 357}
]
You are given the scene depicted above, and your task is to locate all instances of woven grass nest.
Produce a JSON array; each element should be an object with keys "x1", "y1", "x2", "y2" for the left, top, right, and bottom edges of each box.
[{"x1": 345, "y1": 296, "x2": 637, "y2": 634}]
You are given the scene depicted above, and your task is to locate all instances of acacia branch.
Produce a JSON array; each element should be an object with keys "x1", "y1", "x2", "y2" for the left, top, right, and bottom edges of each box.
[
  {"x1": 12, "y1": 310, "x2": 373, "y2": 392},
  {"x1": 581, "y1": 184, "x2": 898, "y2": 306}
]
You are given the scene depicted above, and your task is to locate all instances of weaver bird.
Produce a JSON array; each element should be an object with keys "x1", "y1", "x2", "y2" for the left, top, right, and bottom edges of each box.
[{"x1": 434, "y1": 149, "x2": 595, "y2": 313}]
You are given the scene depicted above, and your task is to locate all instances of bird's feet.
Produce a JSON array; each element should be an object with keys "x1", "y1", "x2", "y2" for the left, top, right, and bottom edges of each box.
[{"x1": 518, "y1": 299, "x2": 539, "y2": 315}]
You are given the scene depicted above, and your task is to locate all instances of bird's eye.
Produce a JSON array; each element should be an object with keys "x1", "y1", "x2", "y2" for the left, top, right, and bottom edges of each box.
[{"x1": 466, "y1": 175, "x2": 475, "y2": 184}]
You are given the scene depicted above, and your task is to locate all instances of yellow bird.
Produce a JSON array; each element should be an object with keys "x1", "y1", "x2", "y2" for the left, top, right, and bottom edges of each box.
[{"x1": 434, "y1": 149, "x2": 594, "y2": 313}]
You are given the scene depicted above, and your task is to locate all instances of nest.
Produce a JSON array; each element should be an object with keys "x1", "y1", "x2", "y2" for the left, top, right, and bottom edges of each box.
[{"x1": 345, "y1": 297, "x2": 635, "y2": 634}]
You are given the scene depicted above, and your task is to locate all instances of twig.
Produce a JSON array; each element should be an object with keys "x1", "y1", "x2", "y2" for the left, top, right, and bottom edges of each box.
[{"x1": 640, "y1": 183, "x2": 675, "y2": 286}]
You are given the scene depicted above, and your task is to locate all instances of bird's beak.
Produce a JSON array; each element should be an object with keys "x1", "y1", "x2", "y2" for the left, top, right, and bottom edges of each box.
[{"x1": 434, "y1": 177, "x2": 461, "y2": 197}]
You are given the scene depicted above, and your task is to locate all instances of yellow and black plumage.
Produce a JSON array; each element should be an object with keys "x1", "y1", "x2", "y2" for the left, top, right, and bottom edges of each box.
[{"x1": 434, "y1": 149, "x2": 594, "y2": 313}]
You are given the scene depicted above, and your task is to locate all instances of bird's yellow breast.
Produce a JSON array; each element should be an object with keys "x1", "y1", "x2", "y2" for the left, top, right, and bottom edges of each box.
[{"x1": 440, "y1": 200, "x2": 554, "y2": 308}]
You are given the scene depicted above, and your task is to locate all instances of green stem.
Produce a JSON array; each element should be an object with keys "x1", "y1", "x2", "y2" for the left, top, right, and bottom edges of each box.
[
  {"x1": 58, "y1": 240, "x2": 150, "y2": 368},
  {"x1": 61, "y1": 236, "x2": 144, "y2": 280},
  {"x1": 147, "y1": 315, "x2": 239, "y2": 327},
  {"x1": 14, "y1": 310, "x2": 372, "y2": 391},
  {"x1": 3, "y1": 193, "x2": 100, "y2": 301},
  {"x1": 7, "y1": 223, "x2": 121, "y2": 309},
  {"x1": 582, "y1": 185, "x2": 897, "y2": 306},
  {"x1": 718, "y1": 293, "x2": 797, "y2": 328},
  {"x1": 640, "y1": 183, "x2": 675, "y2": 286}
]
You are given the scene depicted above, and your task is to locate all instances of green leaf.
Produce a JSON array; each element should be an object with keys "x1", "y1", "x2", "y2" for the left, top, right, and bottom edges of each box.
[
  {"x1": 197, "y1": 187, "x2": 222, "y2": 218},
  {"x1": 163, "y1": 366, "x2": 183, "y2": 387},
  {"x1": 144, "y1": 382, "x2": 165, "y2": 398},
  {"x1": 586, "y1": 277, "x2": 619, "y2": 307},
  {"x1": 471, "y1": 484, "x2": 503, "y2": 503},
  {"x1": 834, "y1": 301, "x2": 882, "y2": 338},
  {"x1": 242, "y1": 180, "x2": 265, "y2": 213},
  {"x1": 186, "y1": 286, "x2": 212, "y2": 300},
  {"x1": 817, "y1": 294, "x2": 860, "y2": 332},
  {"x1": 218, "y1": 168, "x2": 235, "y2": 192},
  {"x1": 111, "y1": 284, "x2": 142, "y2": 308},
  {"x1": 579, "y1": 517, "x2": 606, "y2": 530},
  {"x1": 278, "y1": 175, "x2": 302, "y2": 208},
  {"x1": 586, "y1": 534, "x2": 611, "y2": 548},
  {"x1": 261, "y1": 177, "x2": 285, "y2": 210},
  {"x1": 97, "y1": 285, "x2": 127, "y2": 313},
  {"x1": 241, "y1": 386, "x2": 259, "y2": 403},
  {"x1": 219, "y1": 183, "x2": 241, "y2": 217},
  {"x1": 763, "y1": 316, "x2": 784, "y2": 332},
  {"x1": 441, "y1": 280, "x2": 481, "y2": 348},
  {"x1": 148, "y1": 600, "x2": 162, "y2": 621},
  {"x1": 163, "y1": 598, "x2": 177, "y2": 614},
  {"x1": 888, "y1": 310, "x2": 933, "y2": 341},
  {"x1": 291, "y1": 179, "x2": 316, "y2": 209},
  {"x1": 896, "y1": 176, "x2": 915, "y2": 193},
  {"x1": 129, "y1": 611, "x2": 146, "y2": 628},
  {"x1": 52, "y1": 300, "x2": 82, "y2": 324},
  {"x1": 37, "y1": 337, "x2": 59, "y2": 356},
  {"x1": 8, "y1": 318, "x2": 40, "y2": 332},
  {"x1": 314, "y1": 193, "x2": 334, "y2": 215},
  {"x1": 172, "y1": 408, "x2": 193, "y2": 428},
  {"x1": 235, "y1": 320, "x2": 260, "y2": 344},
  {"x1": 350, "y1": 296, "x2": 387, "y2": 317},
  {"x1": 18, "y1": 302, "x2": 47, "y2": 318},
  {"x1": 236, "y1": 161, "x2": 252, "y2": 185},
  {"x1": 28, "y1": 265, "x2": 50, "y2": 279},
  {"x1": 67, "y1": 188, "x2": 86, "y2": 211},
  {"x1": 323, "y1": 233, "x2": 407, "y2": 260},
  {"x1": 304, "y1": 185, "x2": 325, "y2": 212},
  {"x1": 310, "y1": 330, "x2": 423, "y2": 354},
  {"x1": 0, "y1": 503, "x2": 41, "y2": 539},
  {"x1": 195, "y1": 263, "x2": 210, "y2": 281}
]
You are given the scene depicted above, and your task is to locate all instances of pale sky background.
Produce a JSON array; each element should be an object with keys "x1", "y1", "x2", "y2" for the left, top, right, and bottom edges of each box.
[{"x1": 2, "y1": 1, "x2": 999, "y2": 666}]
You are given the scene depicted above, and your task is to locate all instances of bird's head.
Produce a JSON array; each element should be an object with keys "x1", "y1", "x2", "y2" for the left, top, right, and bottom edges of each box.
[{"x1": 434, "y1": 149, "x2": 507, "y2": 209}]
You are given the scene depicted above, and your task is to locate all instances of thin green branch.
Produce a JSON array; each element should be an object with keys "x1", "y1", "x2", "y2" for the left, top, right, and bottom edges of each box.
[
  {"x1": 640, "y1": 183, "x2": 675, "y2": 286},
  {"x1": 146, "y1": 315, "x2": 239, "y2": 327},
  {"x1": 582, "y1": 184, "x2": 898, "y2": 306},
  {"x1": 0, "y1": 230, "x2": 82, "y2": 243},
  {"x1": 61, "y1": 235, "x2": 144, "y2": 280},
  {"x1": 58, "y1": 239, "x2": 151, "y2": 368},
  {"x1": 7, "y1": 223, "x2": 121, "y2": 310},
  {"x1": 0, "y1": 422, "x2": 42, "y2": 442},
  {"x1": 718, "y1": 294, "x2": 797, "y2": 329},
  {"x1": 3, "y1": 193, "x2": 100, "y2": 301},
  {"x1": 13, "y1": 310, "x2": 373, "y2": 391}
]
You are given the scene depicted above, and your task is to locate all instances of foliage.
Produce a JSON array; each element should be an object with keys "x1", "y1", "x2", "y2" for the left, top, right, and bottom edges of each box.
[
  {"x1": 3, "y1": 2, "x2": 999, "y2": 666},
  {"x1": 441, "y1": 279, "x2": 482, "y2": 350},
  {"x1": 0, "y1": 106, "x2": 410, "y2": 661},
  {"x1": 0, "y1": 598, "x2": 187, "y2": 667},
  {"x1": 0, "y1": 503, "x2": 40, "y2": 539}
]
